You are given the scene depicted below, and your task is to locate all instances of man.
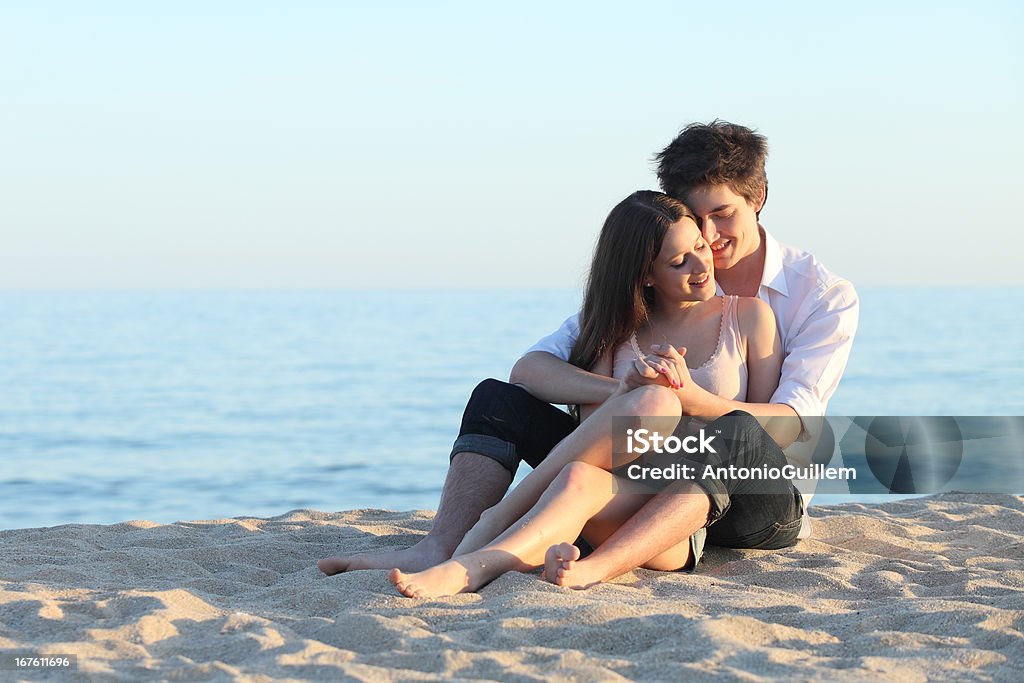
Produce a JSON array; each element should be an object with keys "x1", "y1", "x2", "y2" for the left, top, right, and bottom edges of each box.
[{"x1": 318, "y1": 120, "x2": 859, "y2": 580}]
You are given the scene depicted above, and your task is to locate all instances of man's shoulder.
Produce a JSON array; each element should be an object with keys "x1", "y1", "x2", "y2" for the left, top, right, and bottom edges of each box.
[{"x1": 774, "y1": 237, "x2": 854, "y2": 303}]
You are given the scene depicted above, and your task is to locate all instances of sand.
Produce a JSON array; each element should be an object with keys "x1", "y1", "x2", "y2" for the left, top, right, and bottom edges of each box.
[{"x1": 1, "y1": 493, "x2": 1022, "y2": 682}]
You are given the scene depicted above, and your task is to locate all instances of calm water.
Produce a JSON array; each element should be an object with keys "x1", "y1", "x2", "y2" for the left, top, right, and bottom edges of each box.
[{"x1": 1, "y1": 288, "x2": 1022, "y2": 530}]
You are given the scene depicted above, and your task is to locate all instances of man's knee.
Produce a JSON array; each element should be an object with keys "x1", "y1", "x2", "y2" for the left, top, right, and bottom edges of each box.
[
  {"x1": 720, "y1": 409, "x2": 759, "y2": 428},
  {"x1": 470, "y1": 377, "x2": 508, "y2": 398},
  {"x1": 466, "y1": 378, "x2": 520, "y2": 413},
  {"x1": 451, "y1": 379, "x2": 528, "y2": 477},
  {"x1": 710, "y1": 410, "x2": 769, "y2": 445},
  {"x1": 462, "y1": 378, "x2": 539, "y2": 435}
]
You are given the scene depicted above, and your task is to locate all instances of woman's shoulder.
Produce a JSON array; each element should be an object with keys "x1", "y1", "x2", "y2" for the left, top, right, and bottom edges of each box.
[
  {"x1": 706, "y1": 294, "x2": 767, "y2": 318},
  {"x1": 732, "y1": 296, "x2": 776, "y2": 336}
]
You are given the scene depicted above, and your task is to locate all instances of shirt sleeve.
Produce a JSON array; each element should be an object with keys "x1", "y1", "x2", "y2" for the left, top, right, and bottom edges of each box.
[
  {"x1": 771, "y1": 280, "x2": 859, "y2": 440},
  {"x1": 521, "y1": 313, "x2": 581, "y2": 361}
]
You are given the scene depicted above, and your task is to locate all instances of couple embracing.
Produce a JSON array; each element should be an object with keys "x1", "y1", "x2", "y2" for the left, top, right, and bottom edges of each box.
[{"x1": 320, "y1": 121, "x2": 859, "y2": 597}]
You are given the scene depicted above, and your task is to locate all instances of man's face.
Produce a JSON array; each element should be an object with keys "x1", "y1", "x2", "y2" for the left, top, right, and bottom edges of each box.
[{"x1": 683, "y1": 184, "x2": 763, "y2": 272}]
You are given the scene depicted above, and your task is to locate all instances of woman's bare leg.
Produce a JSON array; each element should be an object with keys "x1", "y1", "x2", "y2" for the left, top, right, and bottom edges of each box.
[
  {"x1": 391, "y1": 461, "x2": 691, "y2": 598},
  {"x1": 545, "y1": 482, "x2": 708, "y2": 589},
  {"x1": 452, "y1": 385, "x2": 681, "y2": 558}
]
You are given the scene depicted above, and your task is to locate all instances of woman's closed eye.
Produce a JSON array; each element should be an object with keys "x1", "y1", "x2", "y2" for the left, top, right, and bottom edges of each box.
[{"x1": 672, "y1": 245, "x2": 705, "y2": 267}]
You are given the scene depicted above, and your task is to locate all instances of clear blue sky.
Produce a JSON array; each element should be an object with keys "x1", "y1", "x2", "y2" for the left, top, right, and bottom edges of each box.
[{"x1": 1, "y1": 1, "x2": 1021, "y2": 289}]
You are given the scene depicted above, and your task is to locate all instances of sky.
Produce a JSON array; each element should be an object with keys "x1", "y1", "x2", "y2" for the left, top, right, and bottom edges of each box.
[{"x1": 1, "y1": 1, "x2": 1022, "y2": 289}]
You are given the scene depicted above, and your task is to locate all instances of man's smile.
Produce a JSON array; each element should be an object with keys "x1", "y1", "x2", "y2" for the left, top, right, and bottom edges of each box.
[{"x1": 711, "y1": 239, "x2": 731, "y2": 254}]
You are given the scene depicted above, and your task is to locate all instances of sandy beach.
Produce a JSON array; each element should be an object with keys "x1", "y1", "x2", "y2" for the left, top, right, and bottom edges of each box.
[{"x1": 1, "y1": 493, "x2": 1021, "y2": 681}]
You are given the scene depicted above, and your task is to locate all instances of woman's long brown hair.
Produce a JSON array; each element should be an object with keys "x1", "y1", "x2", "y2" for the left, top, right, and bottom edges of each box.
[{"x1": 568, "y1": 191, "x2": 697, "y2": 388}]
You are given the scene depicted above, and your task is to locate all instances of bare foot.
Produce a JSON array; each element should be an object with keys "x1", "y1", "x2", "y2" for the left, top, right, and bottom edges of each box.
[
  {"x1": 543, "y1": 543, "x2": 602, "y2": 589},
  {"x1": 318, "y1": 538, "x2": 449, "y2": 575},
  {"x1": 543, "y1": 542, "x2": 580, "y2": 584},
  {"x1": 389, "y1": 560, "x2": 477, "y2": 598}
]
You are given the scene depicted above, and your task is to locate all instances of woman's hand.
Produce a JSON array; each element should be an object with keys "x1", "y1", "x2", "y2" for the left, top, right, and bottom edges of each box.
[
  {"x1": 621, "y1": 347, "x2": 683, "y2": 391},
  {"x1": 643, "y1": 344, "x2": 691, "y2": 391},
  {"x1": 622, "y1": 357, "x2": 662, "y2": 392}
]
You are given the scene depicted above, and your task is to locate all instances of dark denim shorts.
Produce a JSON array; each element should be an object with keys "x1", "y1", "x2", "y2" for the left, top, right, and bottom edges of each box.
[{"x1": 690, "y1": 411, "x2": 806, "y2": 550}]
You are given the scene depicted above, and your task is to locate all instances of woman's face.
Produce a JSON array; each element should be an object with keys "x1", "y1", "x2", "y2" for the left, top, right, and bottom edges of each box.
[{"x1": 647, "y1": 217, "x2": 716, "y2": 303}]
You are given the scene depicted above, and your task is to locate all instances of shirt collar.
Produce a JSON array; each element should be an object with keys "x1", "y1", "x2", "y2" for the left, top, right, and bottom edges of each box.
[{"x1": 760, "y1": 227, "x2": 789, "y2": 297}]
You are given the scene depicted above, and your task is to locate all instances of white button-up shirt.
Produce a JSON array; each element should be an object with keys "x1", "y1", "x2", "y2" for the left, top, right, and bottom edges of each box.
[{"x1": 523, "y1": 228, "x2": 860, "y2": 432}]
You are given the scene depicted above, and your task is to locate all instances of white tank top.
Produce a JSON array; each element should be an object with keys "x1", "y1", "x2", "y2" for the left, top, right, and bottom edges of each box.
[{"x1": 611, "y1": 295, "x2": 748, "y2": 401}]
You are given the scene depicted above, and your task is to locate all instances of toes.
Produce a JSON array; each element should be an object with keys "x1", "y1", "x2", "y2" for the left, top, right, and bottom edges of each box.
[
  {"x1": 561, "y1": 543, "x2": 582, "y2": 562},
  {"x1": 390, "y1": 569, "x2": 426, "y2": 598},
  {"x1": 551, "y1": 542, "x2": 581, "y2": 563},
  {"x1": 389, "y1": 568, "x2": 404, "y2": 586},
  {"x1": 398, "y1": 579, "x2": 422, "y2": 598}
]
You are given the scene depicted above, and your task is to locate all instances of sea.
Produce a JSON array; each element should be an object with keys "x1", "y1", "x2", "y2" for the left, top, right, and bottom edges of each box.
[{"x1": 1, "y1": 288, "x2": 1022, "y2": 530}]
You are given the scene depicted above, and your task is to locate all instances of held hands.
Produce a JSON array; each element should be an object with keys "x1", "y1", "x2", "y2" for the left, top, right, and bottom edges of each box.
[
  {"x1": 648, "y1": 344, "x2": 693, "y2": 394},
  {"x1": 623, "y1": 344, "x2": 692, "y2": 394}
]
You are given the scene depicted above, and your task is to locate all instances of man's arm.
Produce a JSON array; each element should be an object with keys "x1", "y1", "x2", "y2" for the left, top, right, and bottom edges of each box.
[
  {"x1": 682, "y1": 389, "x2": 803, "y2": 448},
  {"x1": 510, "y1": 351, "x2": 620, "y2": 405},
  {"x1": 769, "y1": 280, "x2": 859, "y2": 439},
  {"x1": 509, "y1": 313, "x2": 621, "y2": 405}
]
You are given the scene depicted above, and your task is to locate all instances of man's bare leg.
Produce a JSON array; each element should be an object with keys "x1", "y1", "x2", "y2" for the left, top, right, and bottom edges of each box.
[
  {"x1": 318, "y1": 452, "x2": 512, "y2": 574},
  {"x1": 545, "y1": 482, "x2": 711, "y2": 589}
]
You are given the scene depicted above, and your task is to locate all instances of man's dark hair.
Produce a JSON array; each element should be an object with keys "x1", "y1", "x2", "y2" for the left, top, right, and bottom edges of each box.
[{"x1": 655, "y1": 120, "x2": 769, "y2": 215}]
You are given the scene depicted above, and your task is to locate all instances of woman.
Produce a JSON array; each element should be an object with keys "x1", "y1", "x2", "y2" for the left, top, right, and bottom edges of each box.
[{"x1": 390, "y1": 191, "x2": 800, "y2": 598}]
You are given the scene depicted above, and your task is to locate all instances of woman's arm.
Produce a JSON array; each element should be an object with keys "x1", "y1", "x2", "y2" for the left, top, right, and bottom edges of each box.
[
  {"x1": 737, "y1": 297, "x2": 783, "y2": 403},
  {"x1": 699, "y1": 296, "x2": 799, "y2": 447},
  {"x1": 648, "y1": 297, "x2": 799, "y2": 448}
]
